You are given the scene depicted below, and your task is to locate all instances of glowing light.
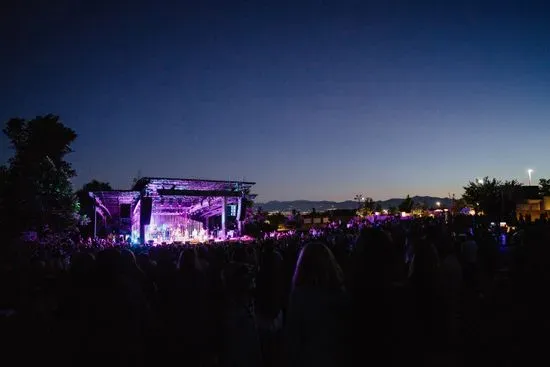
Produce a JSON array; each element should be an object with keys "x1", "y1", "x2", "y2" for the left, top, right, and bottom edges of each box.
[
  {"x1": 477, "y1": 179, "x2": 484, "y2": 184},
  {"x1": 528, "y1": 169, "x2": 534, "y2": 185},
  {"x1": 469, "y1": 209, "x2": 476, "y2": 215},
  {"x1": 436, "y1": 201, "x2": 441, "y2": 207},
  {"x1": 374, "y1": 212, "x2": 380, "y2": 216}
]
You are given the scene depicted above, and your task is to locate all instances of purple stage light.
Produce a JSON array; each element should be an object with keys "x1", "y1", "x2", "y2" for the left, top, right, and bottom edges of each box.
[{"x1": 91, "y1": 177, "x2": 256, "y2": 245}]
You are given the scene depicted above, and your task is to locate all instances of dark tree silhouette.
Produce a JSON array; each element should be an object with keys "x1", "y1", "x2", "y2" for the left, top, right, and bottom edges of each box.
[
  {"x1": 132, "y1": 169, "x2": 142, "y2": 187},
  {"x1": 412, "y1": 201, "x2": 426, "y2": 214},
  {"x1": 358, "y1": 197, "x2": 374, "y2": 216},
  {"x1": 539, "y1": 178, "x2": 550, "y2": 197},
  {"x1": 462, "y1": 176, "x2": 522, "y2": 221},
  {"x1": 266, "y1": 212, "x2": 286, "y2": 228},
  {"x1": 398, "y1": 195, "x2": 414, "y2": 213},
  {"x1": 76, "y1": 180, "x2": 113, "y2": 237},
  {"x1": 0, "y1": 165, "x2": 8, "y2": 231},
  {"x1": 452, "y1": 197, "x2": 467, "y2": 212},
  {"x1": 1, "y1": 115, "x2": 78, "y2": 238},
  {"x1": 463, "y1": 177, "x2": 501, "y2": 217}
]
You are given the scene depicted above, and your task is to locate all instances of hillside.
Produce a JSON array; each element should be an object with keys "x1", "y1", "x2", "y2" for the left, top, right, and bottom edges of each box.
[{"x1": 256, "y1": 196, "x2": 453, "y2": 212}]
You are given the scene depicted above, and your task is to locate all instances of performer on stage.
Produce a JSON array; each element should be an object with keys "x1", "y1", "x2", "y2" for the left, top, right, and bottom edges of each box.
[{"x1": 199, "y1": 228, "x2": 207, "y2": 242}]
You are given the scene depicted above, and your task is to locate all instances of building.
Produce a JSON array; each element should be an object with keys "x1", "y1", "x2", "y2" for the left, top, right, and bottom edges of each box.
[
  {"x1": 302, "y1": 213, "x2": 330, "y2": 229},
  {"x1": 516, "y1": 196, "x2": 550, "y2": 221},
  {"x1": 90, "y1": 177, "x2": 255, "y2": 244},
  {"x1": 515, "y1": 186, "x2": 550, "y2": 221}
]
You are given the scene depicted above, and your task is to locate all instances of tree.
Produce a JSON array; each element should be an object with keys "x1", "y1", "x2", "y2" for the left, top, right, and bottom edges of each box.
[
  {"x1": 0, "y1": 165, "x2": 9, "y2": 231},
  {"x1": 374, "y1": 203, "x2": 383, "y2": 213},
  {"x1": 501, "y1": 179, "x2": 523, "y2": 221},
  {"x1": 266, "y1": 212, "x2": 286, "y2": 228},
  {"x1": 412, "y1": 201, "x2": 426, "y2": 216},
  {"x1": 462, "y1": 176, "x2": 522, "y2": 221},
  {"x1": 398, "y1": 195, "x2": 414, "y2": 213},
  {"x1": 354, "y1": 194, "x2": 364, "y2": 209},
  {"x1": 540, "y1": 178, "x2": 550, "y2": 197},
  {"x1": 463, "y1": 177, "x2": 501, "y2": 216},
  {"x1": 1, "y1": 115, "x2": 78, "y2": 238},
  {"x1": 358, "y1": 197, "x2": 375, "y2": 216},
  {"x1": 452, "y1": 197, "x2": 467, "y2": 212},
  {"x1": 76, "y1": 180, "x2": 113, "y2": 237},
  {"x1": 132, "y1": 170, "x2": 143, "y2": 187}
]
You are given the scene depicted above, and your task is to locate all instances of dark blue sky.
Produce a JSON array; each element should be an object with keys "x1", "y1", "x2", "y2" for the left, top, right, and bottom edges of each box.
[{"x1": 1, "y1": 1, "x2": 549, "y2": 201}]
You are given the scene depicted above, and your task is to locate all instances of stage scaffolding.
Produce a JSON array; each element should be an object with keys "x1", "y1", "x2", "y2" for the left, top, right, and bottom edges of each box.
[{"x1": 90, "y1": 177, "x2": 255, "y2": 244}]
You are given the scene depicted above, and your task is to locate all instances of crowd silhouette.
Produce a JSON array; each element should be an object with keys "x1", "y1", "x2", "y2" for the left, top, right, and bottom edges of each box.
[{"x1": 1, "y1": 217, "x2": 548, "y2": 366}]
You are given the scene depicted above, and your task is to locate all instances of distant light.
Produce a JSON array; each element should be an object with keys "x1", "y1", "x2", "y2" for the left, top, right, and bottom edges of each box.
[
  {"x1": 382, "y1": 209, "x2": 388, "y2": 214},
  {"x1": 401, "y1": 212, "x2": 408, "y2": 217},
  {"x1": 469, "y1": 209, "x2": 476, "y2": 216},
  {"x1": 374, "y1": 212, "x2": 380, "y2": 216},
  {"x1": 477, "y1": 179, "x2": 484, "y2": 184},
  {"x1": 436, "y1": 201, "x2": 441, "y2": 207}
]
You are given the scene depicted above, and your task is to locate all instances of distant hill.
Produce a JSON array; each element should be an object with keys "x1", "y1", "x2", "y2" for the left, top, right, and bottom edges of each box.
[{"x1": 256, "y1": 196, "x2": 453, "y2": 212}]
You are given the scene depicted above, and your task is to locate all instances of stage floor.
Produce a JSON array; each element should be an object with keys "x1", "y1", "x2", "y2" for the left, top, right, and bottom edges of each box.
[{"x1": 149, "y1": 235, "x2": 254, "y2": 246}]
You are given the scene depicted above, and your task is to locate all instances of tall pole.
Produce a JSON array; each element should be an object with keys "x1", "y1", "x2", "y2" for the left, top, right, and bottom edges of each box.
[
  {"x1": 528, "y1": 169, "x2": 533, "y2": 186},
  {"x1": 237, "y1": 197, "x2": 243, "y2": 236},
  {"x1": 221, "y1": 196, "x2": 227, "y2": 240},
  {"x1": 93, "y1": 204, "x2": 97, "y2": 238}
]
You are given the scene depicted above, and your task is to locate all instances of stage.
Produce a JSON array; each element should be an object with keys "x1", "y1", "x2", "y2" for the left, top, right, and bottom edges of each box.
[
  {"x1": 90, "y1": 177, "x2": 256, "y2": 245},
  {"x1": 146, "y1": 234, "x2": 255, "y2": 246}
]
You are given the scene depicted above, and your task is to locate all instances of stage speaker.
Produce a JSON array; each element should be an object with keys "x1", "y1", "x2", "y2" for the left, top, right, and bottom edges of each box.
[
  {"x1": 120, "y1": 204, "x2": 131, "y2": 218},
  {"x1": 238, "y1": 199, "x2": 247, "y2": 221},
  {"x1": 141, "y1": 197, "x2": 152, "y2": 225}
]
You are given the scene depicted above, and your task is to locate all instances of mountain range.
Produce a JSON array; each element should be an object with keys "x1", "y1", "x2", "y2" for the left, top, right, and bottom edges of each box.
[{"x1": 256, "y1": 196, "x2": 453, "y2": 213}]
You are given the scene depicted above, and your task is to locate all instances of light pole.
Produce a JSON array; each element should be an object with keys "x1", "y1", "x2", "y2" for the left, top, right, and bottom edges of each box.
[
  {"x1": 528, "y1": 169, "x2": 534, "y2": 186},
  {"x1": 93, "y1": 203, "x2": 97, "y2": 238}
]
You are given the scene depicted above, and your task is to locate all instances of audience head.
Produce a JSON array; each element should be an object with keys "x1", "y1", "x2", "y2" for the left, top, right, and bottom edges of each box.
[
  {"x1": 178, "y1": 248, "x2": 199, "y2": 272},
  {"x1": 291, "y1": 242, "x2": 344, "y2": 292}
]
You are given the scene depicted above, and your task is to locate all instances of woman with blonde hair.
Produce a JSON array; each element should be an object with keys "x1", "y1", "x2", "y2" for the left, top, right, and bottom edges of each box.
[{"x1": 285, "y1": 242, "x2": 351, "y2": 367}]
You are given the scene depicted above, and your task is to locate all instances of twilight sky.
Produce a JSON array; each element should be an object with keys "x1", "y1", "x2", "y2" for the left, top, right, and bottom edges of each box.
[{"x1": 1, "y1": 1, "x2": 549, "y2": 202}]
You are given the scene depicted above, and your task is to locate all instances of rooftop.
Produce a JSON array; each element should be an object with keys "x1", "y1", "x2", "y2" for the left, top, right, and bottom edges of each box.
[{"x1": 132, "y1": 177, "x2": 255, "y2": 192}]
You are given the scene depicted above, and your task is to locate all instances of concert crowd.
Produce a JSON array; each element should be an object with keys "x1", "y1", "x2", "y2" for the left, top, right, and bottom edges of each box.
[{"x1": 1, "y1": 216, "x2": 549, "y2": 367}]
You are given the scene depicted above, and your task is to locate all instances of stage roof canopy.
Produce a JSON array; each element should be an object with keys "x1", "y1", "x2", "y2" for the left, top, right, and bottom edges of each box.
[
  {"x1": 132, "y1": 177, "x2": 255, "y2": 193},
  {"x1": 90, "y1": 177, "x2": 256, "y2": 219}
]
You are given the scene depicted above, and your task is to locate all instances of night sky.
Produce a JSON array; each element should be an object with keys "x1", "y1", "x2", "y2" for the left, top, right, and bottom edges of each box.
[{"x1": 1, "y1": 1, "x2": 549, "y2": 201}]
